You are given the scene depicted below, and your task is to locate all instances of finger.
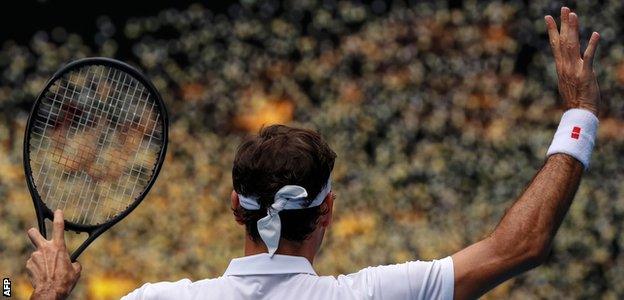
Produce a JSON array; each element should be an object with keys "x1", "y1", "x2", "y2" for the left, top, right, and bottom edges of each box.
[
  {"x1": 26, "y1": 258, "x2": 34, "y2": 271},
  {"x1": 52, "y1": 210, "x2": 66, "y2": 245},
  {"x1": 583, "y1": 32, "x2": 600, "y2": 70},
  {"x1": 73, "y1": 262, "x2": 82, "y2": 273},
  {"x1": 544, "y1": 16, "x2": 561, "y2": 58},
  {"x1": 25, "y1": 263, "x2": 35, "y2": 284},
  {"x1": 567, "y1": 12, "x2": 581, "y2": 58},
  {"x1": 560, "y1": 7, "x2": 570, "y2": 39},
  {"x1": 27, "y1": 228, "x2": 46, "y2": 248}
]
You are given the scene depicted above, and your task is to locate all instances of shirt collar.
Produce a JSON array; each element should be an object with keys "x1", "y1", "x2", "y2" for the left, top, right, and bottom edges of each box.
[{"x1": 223, "y1": 253, "x2": 317, "y2": 276}]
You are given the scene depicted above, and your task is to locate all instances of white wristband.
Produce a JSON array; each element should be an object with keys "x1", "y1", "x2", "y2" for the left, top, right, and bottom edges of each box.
[{"x1": 547, "y1": 109, "x2": 599, "y2": 170}]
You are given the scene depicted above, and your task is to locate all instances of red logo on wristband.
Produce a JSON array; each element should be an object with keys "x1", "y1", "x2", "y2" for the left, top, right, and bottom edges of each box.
[{"x1": 571, "y1": 126, "x2": 581, "y2": 139}]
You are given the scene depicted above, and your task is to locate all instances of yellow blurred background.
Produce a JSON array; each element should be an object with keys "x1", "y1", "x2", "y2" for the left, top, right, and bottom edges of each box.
[{"x1": 2, "y1": 1, "x2": 624, "y2": 299}]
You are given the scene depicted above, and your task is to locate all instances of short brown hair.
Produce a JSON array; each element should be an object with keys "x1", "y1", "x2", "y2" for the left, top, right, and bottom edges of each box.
[{"x1": 232, "y1": 125, "x2": 336, "y2": 242}]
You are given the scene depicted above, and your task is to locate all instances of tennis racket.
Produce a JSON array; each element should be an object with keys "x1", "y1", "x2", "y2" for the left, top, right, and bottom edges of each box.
[{"x1": 23, "y1": 57, "x2": 168, "y2": 261}]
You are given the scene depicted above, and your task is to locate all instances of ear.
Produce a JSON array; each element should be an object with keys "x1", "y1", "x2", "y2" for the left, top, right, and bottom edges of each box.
[
  {"x1": 319, "y1": 191, "x2": 334, "y2": 228},
  {"x1": 231, "y1": 190, "x2": 245, "y2": 225}
]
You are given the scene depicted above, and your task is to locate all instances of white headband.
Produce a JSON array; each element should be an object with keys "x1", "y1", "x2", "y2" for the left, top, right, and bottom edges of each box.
[{"x1": 238, "y1": 180, "x2": 332, "y2": 257}]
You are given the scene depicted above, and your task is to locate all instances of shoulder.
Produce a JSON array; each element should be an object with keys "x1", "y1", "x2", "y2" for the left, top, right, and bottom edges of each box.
[
  {"x1": 121, "y1": 278, "x2": 223, "y2": 300},
  {"x1": 342, "y1": 257, "x2": 454, "y2": 300}
]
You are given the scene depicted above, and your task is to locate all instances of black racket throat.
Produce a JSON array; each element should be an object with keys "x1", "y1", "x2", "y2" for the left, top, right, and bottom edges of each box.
[
  {"x1": 23, "y1": 57, "x2": 169, "y2": 262},
  {"x1": 32, "y1": 204, "x2": 111, "y2": 262}
]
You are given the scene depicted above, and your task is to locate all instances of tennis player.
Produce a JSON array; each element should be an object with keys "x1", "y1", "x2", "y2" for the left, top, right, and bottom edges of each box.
[{"x1": 26, "y1": 7, "x2": 601, "y2": 299}]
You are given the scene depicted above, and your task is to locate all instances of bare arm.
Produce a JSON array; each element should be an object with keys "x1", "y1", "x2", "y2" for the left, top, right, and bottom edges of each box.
[
  {"x1": 452, "y1": 7, "x2": 601, "y2": 299},
  {"x1": 452, "y1": 154, "x2": 582, "y2": 298}
]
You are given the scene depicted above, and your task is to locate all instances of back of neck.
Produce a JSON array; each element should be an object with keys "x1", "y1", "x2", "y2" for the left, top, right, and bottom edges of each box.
[{"x1": 244, "y1": 235, "x2": 316, "y2": 264}]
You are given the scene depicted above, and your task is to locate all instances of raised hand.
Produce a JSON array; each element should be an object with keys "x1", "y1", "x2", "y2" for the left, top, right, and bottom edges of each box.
[
  {"x1": 26, "y1": 210, "x2": 81, "y2": 300},
  {"x1": 545, "y1": 7, "x2": 601, "y2": 116}
]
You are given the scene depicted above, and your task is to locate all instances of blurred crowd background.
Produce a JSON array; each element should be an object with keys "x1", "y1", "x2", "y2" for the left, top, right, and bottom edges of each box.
[{"x1": 2, "y1": 0, "x2": 624, "y2": 299}]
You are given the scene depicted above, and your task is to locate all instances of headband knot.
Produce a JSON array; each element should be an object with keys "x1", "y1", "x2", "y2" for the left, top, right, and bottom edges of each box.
[{"x1": 238, "y1": 180, "x2": 331, "y2": 257}]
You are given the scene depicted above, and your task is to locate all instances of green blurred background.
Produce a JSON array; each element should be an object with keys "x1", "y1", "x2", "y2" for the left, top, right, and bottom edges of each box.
[{"x1": 1, "y1": 0, "x2": 623, "y2": 299}]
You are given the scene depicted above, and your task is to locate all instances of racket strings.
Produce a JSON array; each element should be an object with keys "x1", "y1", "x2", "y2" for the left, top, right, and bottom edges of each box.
[{"x1": 29, "y1": 64, "x2": 163, "y2": 225}]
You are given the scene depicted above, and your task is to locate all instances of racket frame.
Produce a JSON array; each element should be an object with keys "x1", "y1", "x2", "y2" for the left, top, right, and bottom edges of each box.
[{"x1": 23, "y1": 57, "x2": 169, "y2": 261}]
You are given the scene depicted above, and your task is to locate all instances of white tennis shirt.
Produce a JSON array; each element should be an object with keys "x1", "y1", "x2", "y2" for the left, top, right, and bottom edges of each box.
[{"x1": 122, "y1": 254, "x2": 454, "y2": 300}]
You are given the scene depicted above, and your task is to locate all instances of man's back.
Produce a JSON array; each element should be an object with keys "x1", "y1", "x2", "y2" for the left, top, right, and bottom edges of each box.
[{"x1": 122, "y1": 254, "x2": 454, "y2": 300}]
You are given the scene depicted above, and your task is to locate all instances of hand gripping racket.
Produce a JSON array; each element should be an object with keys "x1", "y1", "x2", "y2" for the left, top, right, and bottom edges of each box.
[{"x1": 23, "y1": 57, "x2": 168, "y2": 261}]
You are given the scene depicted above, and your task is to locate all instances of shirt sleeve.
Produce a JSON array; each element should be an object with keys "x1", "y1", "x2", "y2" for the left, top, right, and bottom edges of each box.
[
  {"x1": 120, "y1": 283, "x2": 148, "y2": 300},
  {"x1": 120, "y1": 279, "x2": 194, "y2": 300},
  {"x1": 345, "y1": 256, "x2": 454, "y2": 300}
]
